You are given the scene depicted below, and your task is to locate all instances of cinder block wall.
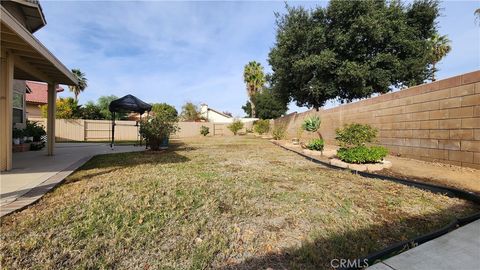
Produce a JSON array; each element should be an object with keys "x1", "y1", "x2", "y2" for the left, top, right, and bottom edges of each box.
[{"x1": 273, "y1": 70, "x2": 480, "y2": 169}]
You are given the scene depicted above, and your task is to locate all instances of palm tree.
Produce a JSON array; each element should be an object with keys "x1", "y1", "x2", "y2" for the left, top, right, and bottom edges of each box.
[
  {"x1": 429, "y1": 34, "x2": 451, "y2": 81},
  {"x1": 68, "y1": 68, "x2": 88, "y2": 101},
  {"x1": 243, "y1": 61, "x2": 265, "y2": 118},
  {"x1": 475, "y1": 8, "x2": 480, "y2": 25}
]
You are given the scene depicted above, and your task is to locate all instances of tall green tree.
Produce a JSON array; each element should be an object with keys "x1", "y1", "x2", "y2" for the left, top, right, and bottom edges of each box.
[
  {"x1": 41, "y1": 97, "x2": 80, "y2": 119},
  {"x1": 68, "y1": 69, "x2": 88, "y2": 101},
  {"x1": 97, "y1": 95, "x2": 126, "y2": 120},
  {"x1": 269, "y1": 0, "x2": 440, "y2": 110},
  {"x1": 180, "y1": 102, "x2": 201, "y2": 121},
  {"x1": 151, "y1": 103, "x2": 178, "y2": 121},
  {"x1": 429, "y1": 34, "x2": 451, "y2": 81},
  {"x1": 475, "y1": 8, "x2": 480, "y2": 25},
  {"x1": 243, "y1": 61, "x2": 266, "y2": 117},
  {"x1": 242, "y1": 88, "x2": 287, "y2": 119},
  {"x1": 80, "y1": 101, "x2": 103, "y2": 120}
]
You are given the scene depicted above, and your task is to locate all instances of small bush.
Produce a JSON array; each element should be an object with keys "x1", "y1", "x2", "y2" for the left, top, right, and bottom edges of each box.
[
  {"x1": 200, "y1": 125, "x2": 210, "y2": 136},
  {"x1": 228, "y1": 120, "x2": 244, "y2": 135},
  {"x1": 335, "y1": 123, "x2": 378, "y2": 148},
  {"x1": 272, "y1": 124, "x2": 286, "y2": 140},
  {"x1": 25, "y1": 121, "x2": 46, "y2": 141},
  {"x1": 140, "y1": 114, "x2": 179, "y2": 150},
  {"x1": 337, "y1": 146, "x2": 388, "y2": 164},
  {"x1": 306, "y1": 138, "x2": 324, "y2": 151},
  {"x1": 254, "y1": 119, "x2": 270, "y2": 135},
  {"x1": 302, "y1": 116, "x2": 321, "y2": 132}
]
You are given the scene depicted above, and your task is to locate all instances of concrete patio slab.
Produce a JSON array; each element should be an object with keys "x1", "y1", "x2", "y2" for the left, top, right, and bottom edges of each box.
[
  {"x1": 0, "y1": 143, "x2": 144, "y2": 217},
  {"x1": 368, "y1": 219, "x2": 480, "y2": 270}
]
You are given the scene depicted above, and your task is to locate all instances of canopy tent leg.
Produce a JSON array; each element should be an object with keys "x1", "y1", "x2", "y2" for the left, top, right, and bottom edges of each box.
[{"x1": 110, "y1": 112, "x2": 115, "y2": 149}]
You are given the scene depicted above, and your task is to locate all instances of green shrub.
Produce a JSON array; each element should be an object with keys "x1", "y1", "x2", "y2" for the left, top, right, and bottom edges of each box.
[
  {"x1": 272, "y1": 124, "x2": 286, "y2": 140},
  {"x1": 254, "y1": 119, "x2": 270, "y2": 135},
  {"x1": 24, "y1": 121, "x2": 46, "y2": 142},
  {"x1": 302, "y1": 116, "x2": 321, "y2": 132},
  {"x1": 140, "y1": 114, "x2": 179, "y2": 150},
  {"x1": 228, "y1": 120, "x2": 244, "y2": 135},
  {"x1": 12, "y1": 128, "x2": 24, "y2": 139},
  {"x1": 337, "y1": 146, "x2": 388, "y2": 164},
  {"x1": 335, "y1": 123, "x2": 378, "y2": 148},
  {"x1": 306, "y1": 138, "x2": 324, "y2": 151},
  {"x1": 200, "y1": 125, "x2": 210, "y2": 136}
]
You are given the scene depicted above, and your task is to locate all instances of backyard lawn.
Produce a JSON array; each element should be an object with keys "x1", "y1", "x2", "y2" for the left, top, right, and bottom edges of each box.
[{"x1": 1, "y1": 137, "x2": 478, "y2": 269}]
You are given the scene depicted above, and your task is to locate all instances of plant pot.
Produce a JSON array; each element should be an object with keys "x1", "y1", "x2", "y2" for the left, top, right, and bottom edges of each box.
[
  {"x1": 160, "y1": 137, "x2": 169, "y2": 149},
  {"x1": 30, "y1": 141, "x2": 45, "y2": 151},
  {"x1": 27, "y1": 136, "x2": 33, "y2": 141},
  {"x1": 13, "y1": 138, "x2": 21, "y2": 145}
]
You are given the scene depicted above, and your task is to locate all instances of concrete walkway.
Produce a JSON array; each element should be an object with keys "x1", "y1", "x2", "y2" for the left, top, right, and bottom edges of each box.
[
  {"x1": 368, "y1": 219, "x2": 480, "y2": 270},
  {"x1": 0, "y1": 143, "x2": 144, "y2": 217}
]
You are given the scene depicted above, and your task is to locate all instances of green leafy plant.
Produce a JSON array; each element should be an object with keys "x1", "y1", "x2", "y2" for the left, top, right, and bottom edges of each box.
[
  {"x1": 306, "y1": 138, "x2": 324, "y2": 151},
  {"x1": 253, "y1": 119, "x2": 270, "y2": 135},
  {"x1": 140, "y1": 114, "x2": 179, "y2": 150},
  {"x1": 228, "y1": 120, "x2": 244, "y2": 135},
  {"x1": 335, "y1": 123, "x2": 378, "y2": 148},
  {"x1": 272, "y1": 124, "x2": 286, "y2": 140},
  {"x1": 302, "y1": 116, "x2": 322, "y2": 139},
  {"x1": 25, "y1": 121, "x2": 46, "y2": 142},
  {"x1": 337, "y1": 146, "x2": 388, "y2": 164},
  {"x1": 335, "y1": 123, "x2": 387, "y2": 164},
  {"x1": 152, "y1": 103, "x2": 178, "y2": 121},
  {"x1": 12, "y1": 128, "x2": 23, "y2": 139},
  {"x1": 200, "y1": 125, "x2": 210, "y2": 136}
]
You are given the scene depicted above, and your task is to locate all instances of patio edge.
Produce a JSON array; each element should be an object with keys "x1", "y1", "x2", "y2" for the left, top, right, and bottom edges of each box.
[{"x1": 0, "y1": 156, "x2": 92, "y2": 218}]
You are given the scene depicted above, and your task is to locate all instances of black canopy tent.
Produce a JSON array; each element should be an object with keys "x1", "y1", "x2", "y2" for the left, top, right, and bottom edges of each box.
[{"x1": 109, "y1": 94, "x2": 152, "y2": 148}]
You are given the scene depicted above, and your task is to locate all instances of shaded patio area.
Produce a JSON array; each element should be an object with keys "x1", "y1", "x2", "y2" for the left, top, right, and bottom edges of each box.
[{"x1": 0, "y1": 143, "x2": 144, "y2": 217}]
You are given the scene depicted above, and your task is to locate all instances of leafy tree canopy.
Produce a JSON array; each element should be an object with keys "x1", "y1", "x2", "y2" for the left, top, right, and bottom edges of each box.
[
  {"x1": 80, "y1": 101, "x2": 103, "y2": 120},
  {"x1": 242, "y1": 88, "x2": 287, "y2": 119},
  {"x1": 152, "y1": 103, "x2": 178, "y2": 121},
  {"x1": 41, "y1": 97, "x2": 80, "y2": 119},
  {"x1": 97, "y1": 95, "x2": 127, "y2": 120},
  {"x1": 269, "y1": 0, "x2": 440, "y2": 110},
  {"x1": 180, "y1": 102, "x2": 201, "y2": 121}
]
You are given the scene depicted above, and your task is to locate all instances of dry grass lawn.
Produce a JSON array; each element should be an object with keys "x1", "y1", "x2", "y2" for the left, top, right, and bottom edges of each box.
[{"x1": 1, "y1": 136, "x2": 478, "y2": 269}]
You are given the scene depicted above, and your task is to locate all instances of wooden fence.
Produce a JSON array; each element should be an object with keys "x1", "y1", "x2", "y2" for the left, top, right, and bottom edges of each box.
[{"x1": 29, "y1": 118, "x2": 250, "y2": 142}]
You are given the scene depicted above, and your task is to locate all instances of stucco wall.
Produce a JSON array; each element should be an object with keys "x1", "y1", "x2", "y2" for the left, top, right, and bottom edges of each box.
[
  {"x1": 273, "y1": 71, "x2": 480, "y2": 169},
  {"x1": 26, "y1": 103, "x2": 42, "y2": 118}
]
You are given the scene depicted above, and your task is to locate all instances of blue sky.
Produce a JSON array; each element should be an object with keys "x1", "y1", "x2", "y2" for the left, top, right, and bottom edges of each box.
[{"x1": 36, "y1": 0, "x2": 479, "y2": 116}]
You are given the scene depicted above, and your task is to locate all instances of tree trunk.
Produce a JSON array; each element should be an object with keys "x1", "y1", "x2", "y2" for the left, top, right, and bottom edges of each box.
[
  {"x1": 250, "y1": 100, "x2": 256, "y2": 118},
  {"x1": 317, "y1": 130, "x2": 323, "y2": 140}
]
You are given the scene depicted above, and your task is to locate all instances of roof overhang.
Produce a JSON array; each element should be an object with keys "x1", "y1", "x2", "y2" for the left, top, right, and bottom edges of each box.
[
  {"x1": 8, "y1": 0, "x2": 47, "y2": 33},
  {"x1": 1, "y1": 5, "x2": 77, "y2": 85}
]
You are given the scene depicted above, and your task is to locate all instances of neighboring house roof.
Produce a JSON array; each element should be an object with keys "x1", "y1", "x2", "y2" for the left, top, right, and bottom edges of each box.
[
  {"x1": 25, "y1": 81, "x2": 64, "y2": 105},
  {"x1": 207, "y1": 107, "x2": 232, "y2": 119}
]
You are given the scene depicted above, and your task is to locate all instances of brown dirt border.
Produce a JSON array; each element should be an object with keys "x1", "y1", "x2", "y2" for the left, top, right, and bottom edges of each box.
[{"x1": 270, "y1": 140, "x2": 480, "y2": 269}]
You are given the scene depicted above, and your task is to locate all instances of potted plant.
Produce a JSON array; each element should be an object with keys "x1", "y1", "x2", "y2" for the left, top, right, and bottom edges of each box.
[
  {"x1": 12, "y1": 128, "x2": 23, "y2": 145},
  {"x1": 27, "y1": 121, "x2": 46, "y2": 151},
  {"x1": 140, "y1": 114, "x2": 179, "y2": 150}
]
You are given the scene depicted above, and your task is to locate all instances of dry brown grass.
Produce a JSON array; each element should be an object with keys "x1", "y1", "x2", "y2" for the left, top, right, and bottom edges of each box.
[{"x1": 1, "y1": 136, "x2": 478, "y2": 269}]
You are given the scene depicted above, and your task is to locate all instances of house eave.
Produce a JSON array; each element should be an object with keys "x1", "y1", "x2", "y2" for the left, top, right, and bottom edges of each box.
[{"x1": 1, "y1": 5, "x2": 77, "y2": 85}]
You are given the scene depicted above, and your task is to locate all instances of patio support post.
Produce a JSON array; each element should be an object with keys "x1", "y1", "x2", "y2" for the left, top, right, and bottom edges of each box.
[
  {"x1": 47, "y1": 82, "x2": 56, "y2": 156},
  {"x1": 0, "y1": 49, "x2": 14, "y2": 171}
]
